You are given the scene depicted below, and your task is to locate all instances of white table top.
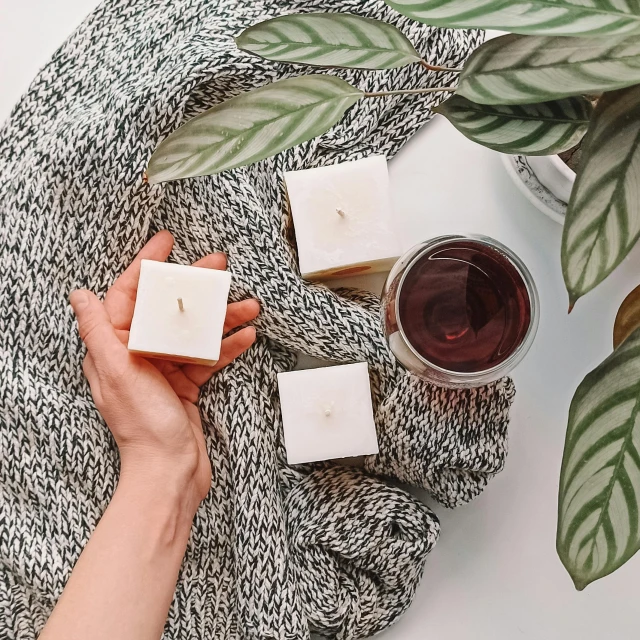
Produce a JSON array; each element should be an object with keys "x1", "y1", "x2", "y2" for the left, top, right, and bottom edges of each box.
[{"x1": 3, "y1": 3, "x2": 639, "y2": 638}]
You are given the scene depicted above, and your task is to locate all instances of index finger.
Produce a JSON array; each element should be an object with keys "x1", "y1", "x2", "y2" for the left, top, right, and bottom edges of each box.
[{"x1": 103, "y1": 230, "x2": 175, "y2": 330}]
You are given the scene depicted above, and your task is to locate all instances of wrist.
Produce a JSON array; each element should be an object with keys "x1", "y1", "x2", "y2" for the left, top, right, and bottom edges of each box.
[
  {"x1": 117, "y1": 461, "x2": 201, "y2": 536},
  {"x1": 117, "y1": 438, "x2": 209, "y2": 506}
]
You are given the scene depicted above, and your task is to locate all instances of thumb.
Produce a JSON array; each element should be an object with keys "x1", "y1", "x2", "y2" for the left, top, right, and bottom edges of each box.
[{"x1": 70, "y1": 290, "x2": 125, "y2": 363}]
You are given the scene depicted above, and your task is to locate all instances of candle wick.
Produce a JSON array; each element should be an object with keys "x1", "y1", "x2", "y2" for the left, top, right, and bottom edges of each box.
[
  {"x1": 177, "y1": 297, "x2": 184, "y2": 312},
  {"x1": 336, "y1": 207, "x2": 346, "y2": 218}
]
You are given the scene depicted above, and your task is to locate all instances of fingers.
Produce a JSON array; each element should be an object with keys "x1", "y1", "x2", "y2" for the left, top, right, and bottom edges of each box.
[
  {"x1": 224, "y1": 299, "x2": 260, "y2": 334},
  {"x1": 147, "y1": 358, "x2": 201, "y2": 403},
  {"x1": 183, "y1": 326, "x2": 257, "y2": 386},
  {"x1": 94, "y1": 235, "x2": 256, "y2": 392},
  {"x1": 193, "y1": 253, "x2": 227, "y2": 271},
  {"x1": 104, "y1": 232, "x2": 227, "y2": 332},
  {"x1": 162, "y1": 367, "x2": 200, "y2": 404},
  {"x1": 70, "y1": 290, "x2": 127, "y2": 367},
  {"x1": 180, "y1": 298, "x2": 259, "y2": 386},
  {"x1": 181, "y1": 362, "x2": 215, "y2": 388},
  {"x1": 214, "y1": 327, "x2": 257, "y2": 373},
  {"x1": 104, "y1": 230, "x2": 175, "y2": 330},
  {"x1": 82, "y1": 353, "x2": 99, "y2": 387}
]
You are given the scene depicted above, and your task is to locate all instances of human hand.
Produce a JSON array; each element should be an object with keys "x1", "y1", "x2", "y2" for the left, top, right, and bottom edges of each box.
[{"x1": 70, "y1": 231, "x2": 259, "y2": 514}]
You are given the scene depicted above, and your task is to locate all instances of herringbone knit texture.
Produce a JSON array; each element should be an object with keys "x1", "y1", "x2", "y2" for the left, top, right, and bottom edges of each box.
[{"x1": 0, "y1": 1, "x2": 513, "y2": 639}]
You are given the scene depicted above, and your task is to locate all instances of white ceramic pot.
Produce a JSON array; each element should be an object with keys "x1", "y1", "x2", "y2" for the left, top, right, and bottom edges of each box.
[{"x1": 526, "y1": 155, "x2": 576, "y2": 204}]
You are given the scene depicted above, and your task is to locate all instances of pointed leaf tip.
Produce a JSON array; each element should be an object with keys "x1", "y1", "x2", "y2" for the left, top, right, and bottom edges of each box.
[
  {"x1": 146, "y1": 75, "x2": 363, "y2": 182},
  {"x1": 557, "y1": 326, "x2": 640, "y2": 590}
]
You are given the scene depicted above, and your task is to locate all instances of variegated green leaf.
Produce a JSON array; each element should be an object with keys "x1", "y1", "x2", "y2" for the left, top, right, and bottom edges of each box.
[
  {"x1": 457, "y1": 34, "x2": 640, "y2": 105},
  {"x1": 562, "y1": 86, "x2": 640, "y2": 309},
  {"x1": 386, "y1": 0, "x2": 640, "y2": 37},
  {"x1": 557, "y1": 326, "x2": 640, "y2": 590},
  {"x1": 434, "y1": 94, "x2": 591, "y2": 155},
  {"x1": 235, "y1": 13, "x2": 420, "y2": 69},
  {"x1": 146, "y1": 75, "x2": 363, "y2": 183}
]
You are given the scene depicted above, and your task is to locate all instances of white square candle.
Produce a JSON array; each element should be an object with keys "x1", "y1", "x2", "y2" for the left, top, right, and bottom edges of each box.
[
  {"x1": 284, "y1": 155, "x2": 401, "y2": 280},
  {"x1": 128, "y1": 259, "x2": 231, "y2": 366},
  {"x1": 277, "y1": 362, "x2": 379, "y2": 465}
]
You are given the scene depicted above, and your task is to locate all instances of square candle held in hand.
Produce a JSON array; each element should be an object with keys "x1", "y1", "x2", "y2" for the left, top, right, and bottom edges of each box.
[
  {"x1": 277, "y1": 362, "x2": 379, "y2": 465},
  {"x1": 284, "y1": 155, "x2": 401, "y2": 281},
  {"x1": 128, "y1": 260, "x2": 231, "y2": 366}
]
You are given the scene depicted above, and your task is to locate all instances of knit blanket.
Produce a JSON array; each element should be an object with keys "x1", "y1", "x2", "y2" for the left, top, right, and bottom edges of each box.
[{"x1": 0, "y1": 1, "x2": 514, "y2": 638}]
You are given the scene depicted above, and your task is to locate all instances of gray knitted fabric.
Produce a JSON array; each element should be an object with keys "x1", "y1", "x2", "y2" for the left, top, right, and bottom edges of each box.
[{"x1": 0, "y1": 1, "x2": 514, "y2": 639}]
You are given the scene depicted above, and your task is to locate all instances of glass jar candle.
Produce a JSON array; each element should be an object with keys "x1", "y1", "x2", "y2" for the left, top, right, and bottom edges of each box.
[{"x1": 382, "y1": 235, "x2": 539, "y2": 388}]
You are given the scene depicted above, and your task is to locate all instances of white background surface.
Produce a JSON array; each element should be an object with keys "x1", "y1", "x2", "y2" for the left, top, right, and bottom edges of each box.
[{"x1": 2, "y1": 2, "x2": 639, "y2": 639}]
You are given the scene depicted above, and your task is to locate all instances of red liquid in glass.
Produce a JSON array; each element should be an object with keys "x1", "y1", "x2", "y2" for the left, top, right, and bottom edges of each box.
[{"x1": 398, "y1": 240, "x2": 531, "y2": 373}]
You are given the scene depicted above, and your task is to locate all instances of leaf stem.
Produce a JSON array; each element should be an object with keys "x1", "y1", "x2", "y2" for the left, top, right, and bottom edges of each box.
[
  {"x1": 364, "y1": 87, "x2": 456, "y2": 98},
  {"x1": 420, "y1": 59, "x2": 461, "y2": 73}
]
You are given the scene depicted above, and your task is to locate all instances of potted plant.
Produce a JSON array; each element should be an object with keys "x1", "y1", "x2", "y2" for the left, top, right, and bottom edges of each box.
[
  {"x1": 509, "y1": 144, "x2": 578, "y2": 224},
  {"x1": 517, "y1": 96, "x2": 598, "y2": 218},
  {"x1": 145, "y1": 1, "x2": 640, "y2": 592},
  {"x1": 526, "y1": 153, "x2": 576, "y2": 205}
]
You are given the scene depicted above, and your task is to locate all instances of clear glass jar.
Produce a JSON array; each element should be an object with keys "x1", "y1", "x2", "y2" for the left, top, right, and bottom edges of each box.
[{"x1": 381, "y1": 235, "x2": 539, "y2": 388}]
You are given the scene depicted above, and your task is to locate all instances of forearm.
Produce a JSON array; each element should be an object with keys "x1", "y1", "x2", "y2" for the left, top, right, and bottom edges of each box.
[{"x1": 39, "y1": 469, "x2": 197, "y2": 640}]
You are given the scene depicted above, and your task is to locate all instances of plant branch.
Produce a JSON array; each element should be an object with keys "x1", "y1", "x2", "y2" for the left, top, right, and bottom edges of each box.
[
  {"x1": 420, "y1": 59, "x2": 461, "y2": 73},
  {"x1": 364, "y1": 87, "x2": 456, "y2": 98}
]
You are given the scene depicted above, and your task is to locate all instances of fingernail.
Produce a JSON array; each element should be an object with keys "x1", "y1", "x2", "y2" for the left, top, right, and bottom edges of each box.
[{"x1": 70, "y1": 291, "x2": 89, "y2": 312}]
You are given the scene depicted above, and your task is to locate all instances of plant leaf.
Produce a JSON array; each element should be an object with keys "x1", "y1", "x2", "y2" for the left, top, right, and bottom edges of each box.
[
  {"x1": 385, "y1": 0, "x2": 640, "y2": 37},
  {"x1": 562, "y1": 86, "x2": 640, "y2": 309},
  {"x1": 434, "y1": 94, "x2": 591, "y2": 155},
  {"x1": 456, "y1": 33, "x2": 640, "y2": 105},
  {"x1": 235, "y1": 13, "x2": 420, "y2": 69},
  {"x1": 557, "y1": 326, "x2": 640, "y2": 590},
  {"x1": 146, "y1": 75, "x2": 363, "y2": 183},
  {"x1": 614, "y1": 284, "x2": 640, "y2": 349}
]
